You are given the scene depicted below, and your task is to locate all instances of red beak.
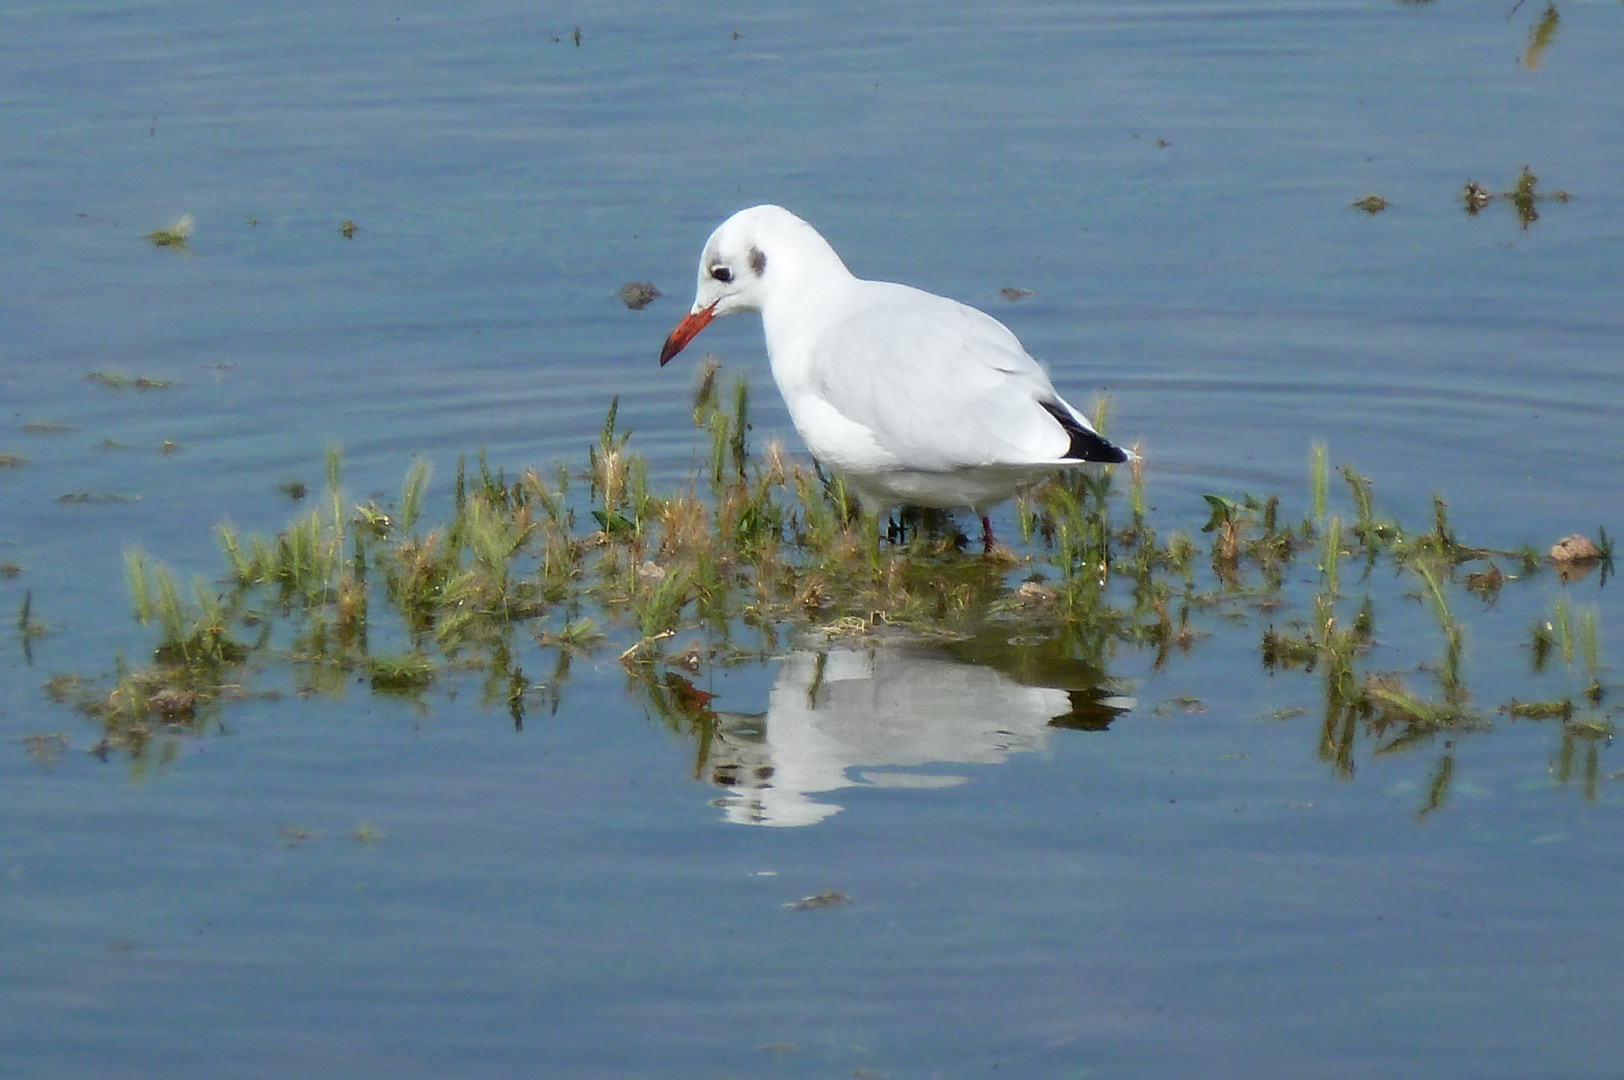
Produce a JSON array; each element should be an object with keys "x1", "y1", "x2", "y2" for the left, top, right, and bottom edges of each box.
[{"x1": 659, "y1": 302, "x2": 718, "y2": 366}]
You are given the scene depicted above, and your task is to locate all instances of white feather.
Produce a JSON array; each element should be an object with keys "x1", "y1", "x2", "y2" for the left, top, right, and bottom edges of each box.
[{"x1": 667, "y1": 205, "x2": 1128, "y2": 514}]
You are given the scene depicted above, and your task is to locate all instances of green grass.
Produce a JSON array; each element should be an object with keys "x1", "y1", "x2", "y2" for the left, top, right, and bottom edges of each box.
[{"x1": 39, "y1": 372, "x2": 1618, "y2": 808}]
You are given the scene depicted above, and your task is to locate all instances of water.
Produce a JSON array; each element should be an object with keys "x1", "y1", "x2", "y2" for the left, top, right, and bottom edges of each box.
[{"x1": 4, "y1": 2, "x2": 1624, "y2": 1076}]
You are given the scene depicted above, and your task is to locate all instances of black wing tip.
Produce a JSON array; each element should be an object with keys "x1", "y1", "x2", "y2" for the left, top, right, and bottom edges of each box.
[
  {"x1": 1071, "y1": 430, "x2": 1130, "y2": 465},
  {"x1": 1040, "y1": 399, "x2": 1129, "y2": 464}
]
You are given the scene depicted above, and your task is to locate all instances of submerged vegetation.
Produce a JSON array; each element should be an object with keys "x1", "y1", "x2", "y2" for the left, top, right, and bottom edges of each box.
[
  {"x1": 1462, "y1": 165, "x2": 1570, "y2": 228},
  {"x1": 85, "y1": 371, "x2": 178, "y2": 391},
  {"x1": 143, "y1": 214, "x2": 194, "y2": 248},
  {"x1": 36, "y1": 363, "x2": 1617, "y2": 813},
  {"x1": 1523, "y1": 2, "x2": 1560, "y2": 71},
  {"x1": 1402, "y1": 0, "x2": 1566, "y2": 74}
]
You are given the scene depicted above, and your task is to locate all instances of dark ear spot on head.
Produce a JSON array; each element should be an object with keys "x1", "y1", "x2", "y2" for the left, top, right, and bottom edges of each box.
[{"x1": 749, "y1": 246, "x2": 767, "y2": 276}]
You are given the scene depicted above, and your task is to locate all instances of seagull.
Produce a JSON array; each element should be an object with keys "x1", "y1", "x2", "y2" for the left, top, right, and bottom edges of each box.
[{"x1": 659, "y1": 205, "x2": 1130, "y2": 550}]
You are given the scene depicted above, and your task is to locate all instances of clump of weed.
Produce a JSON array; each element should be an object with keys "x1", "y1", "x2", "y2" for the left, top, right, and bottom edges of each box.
[
  {"x1": 1308, "y1": 441, "x2": 1329, "y2": 525},
  {"x1": 1463, "y1": 165, "x2": 1570, "y2": 230},
  {"x1": 57, "y1": 492, "x2": 138, "y2": 504},
  {"x1": 42, "y1": 554, "x2": 255, "y2": 759},
  {"x1": 1508, "y1": 166, "x2": 1543, "y2": 228},
  {"x1": 1523, "y1": 3, "x2": 1559, "y2": 70},
  {"x1": 1502, "y1": 698, "x2": 1571, "y2": 721},
  {"x1": 16, "y1": 590, "x2": 50, "y2": 649},
  {"x1": 144, "y1": 215, "x2": 194, "y2": 247},
  {"x1": 369, "y1": 652, "x2": 434, "y2": 695},
  {"x1": 86, "y1": 371, "x2": 177, "y2": 391},
  {"x1": 126, "y1": 552, "x2": 248, "y2": 671},
  {"x1": 1462, "y1": 181, "x2": 1494, "y2": 215}
]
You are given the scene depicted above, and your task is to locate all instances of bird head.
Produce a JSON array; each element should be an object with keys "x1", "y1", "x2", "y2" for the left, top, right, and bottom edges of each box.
[{"x1": 659, "y1": 205, "x2": 837, "y2": 365}]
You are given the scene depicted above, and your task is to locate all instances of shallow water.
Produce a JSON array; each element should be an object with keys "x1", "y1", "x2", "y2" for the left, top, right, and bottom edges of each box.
[{"x1": 4, "y1": 2, "x2": 1624, "y2": 1077}]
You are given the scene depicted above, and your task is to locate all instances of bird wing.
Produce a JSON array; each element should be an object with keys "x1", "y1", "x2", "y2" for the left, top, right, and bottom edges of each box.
[{"x1": 806, "y1": 282, "x2": 1079, "y2": 471}]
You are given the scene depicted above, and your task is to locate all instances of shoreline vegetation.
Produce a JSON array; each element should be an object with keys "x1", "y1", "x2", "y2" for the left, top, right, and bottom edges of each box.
[{"x1": 37, "y1": 361, "x2": 1616, "y2": 810}]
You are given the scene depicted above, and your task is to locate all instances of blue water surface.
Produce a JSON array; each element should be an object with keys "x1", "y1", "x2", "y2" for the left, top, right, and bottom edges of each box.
[{"x1": 3, "y1": 2, "x2": 1623, "y2": 1077}]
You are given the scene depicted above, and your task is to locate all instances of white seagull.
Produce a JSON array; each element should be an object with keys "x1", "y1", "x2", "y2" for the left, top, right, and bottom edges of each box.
[{"x1": 659, "y1": 205, "x2": 1129, "y2": 550}]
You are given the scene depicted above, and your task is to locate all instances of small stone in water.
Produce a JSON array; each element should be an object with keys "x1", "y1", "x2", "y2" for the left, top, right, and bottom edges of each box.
[
  {"x1": 618, "y1": 282, "x2": 661, "y2": 310},
  {"x1": 1549, "y1": 535, "x2": 1601, "y2": 564},
  {"x1": 149, "y1": 688, "x2": 197, "y2": 719},
  {"x1": 1016, "y1": 581, "x2": 1056, "y2": 606}
]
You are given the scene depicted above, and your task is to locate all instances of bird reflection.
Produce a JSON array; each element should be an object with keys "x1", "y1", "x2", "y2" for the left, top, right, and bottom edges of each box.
[{"x1": 687, "y1": 640, "x2": 1133, "y2": 827}]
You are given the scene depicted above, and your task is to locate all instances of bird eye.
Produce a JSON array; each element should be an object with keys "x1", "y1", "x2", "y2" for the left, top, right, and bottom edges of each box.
[{"x1": 710, "y1": 265, "x2": 733, "y2": 283}]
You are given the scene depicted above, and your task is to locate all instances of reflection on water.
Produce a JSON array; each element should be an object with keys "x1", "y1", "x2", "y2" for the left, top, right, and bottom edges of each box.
[{"x1": 697, "y1": 640, "x2": 1133, "y2": 827}]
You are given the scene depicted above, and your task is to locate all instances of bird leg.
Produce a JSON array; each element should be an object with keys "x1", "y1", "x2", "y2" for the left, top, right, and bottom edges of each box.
[{"x1": 981, "y1": 514, "x2": 995, "y2": 554}]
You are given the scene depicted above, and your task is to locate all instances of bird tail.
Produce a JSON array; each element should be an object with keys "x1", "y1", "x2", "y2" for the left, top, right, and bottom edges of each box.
[{"x1": 1039, "y1": 399, "x2": 1130, "y2": 464}]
